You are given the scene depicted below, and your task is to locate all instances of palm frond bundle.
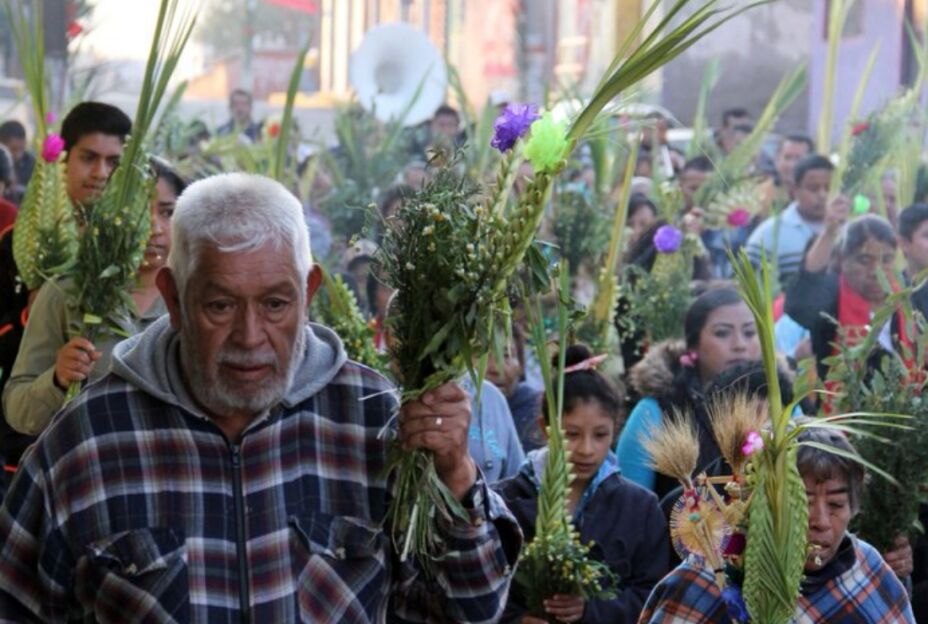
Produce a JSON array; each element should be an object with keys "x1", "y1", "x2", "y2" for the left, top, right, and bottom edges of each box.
[
  {"x1": 311, "y1": 269, "x2": 387, "y2": 372},
  {"x1": 818, "y1": 0, "x2": 856, "y2": 154},
  {"x1": 515, "y1": 268, "x2": 617, "y2": 616},
  {"x1": 838, "y1": 92, "x2": 914, "y2": 199},
  {"x1": 644, "y1": 410, "x2": 701, "y2": 487},
  {"x1": 379, "y1": 0, "x2": 763, "y2": 575},
  {"x1": 701, "y1": 177, "x2": 765, "y2": 231},
  {"x1": 577, "y1": 139, "x2": 639, "y2": 352},
  {"x1": 707, "y1": 393, "x2": 769, "y2": 478},
  {"x1": 66, "y1": 0, "x2": 196, "y2": 399},
  {"x1": 645, "y1": 252, "x2": 907, "y2": 623},
  {"x1": 318, "y1": 105, "x2": 412, "y2": 242},
  {"x1": 730, "y1": 251, "x2": 907, "y2": 623},
  {"x1": 5, "y1": 0, "x2": 77, "y2": 291},
  {"x1": 616, "y1": 232, "x2": 700, "y2": 345},
  {"x1": 687, "y1": 58, "x2": 721, "y2": 160},
  {"x1": 824, "y1": 284, "x2": 928, "y2": 551},
  {"x1": 693, "y1": 65, "x2": 807, "y2": 211},
  {"x1": 551, "y1": 186, "x2": 611, "y2": 277}
]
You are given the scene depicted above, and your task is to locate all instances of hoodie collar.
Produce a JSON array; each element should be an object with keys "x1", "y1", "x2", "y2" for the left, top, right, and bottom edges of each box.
[
  {"x1": 111, "y1": 315, "x2": 348, "y2": 421},
  {"x1": 522, "y1": 448, "x2": 620, "y2": 521}
]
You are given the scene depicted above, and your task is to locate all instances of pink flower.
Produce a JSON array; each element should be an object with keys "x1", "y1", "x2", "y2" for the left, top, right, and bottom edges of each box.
[
  {"x1": 67, "y1": 21, "x2": 83, "y2": 39},
  {"x1": 46, "y1": 112, "x2": 56, "y2": 125},
  {"x1": 679, "y1": 351, "x2": 699, "y2": 368},
  {"x1": 741, "y1": 431, "x2": 764, "y2": 457},
  {"x1": 851, "y1": 122, "x2": 870, "y2": 137},
  {"x1": 41, "y1": 133, "x2": 65, "y2": 163},
  {"x1": 727, "y1": 208, "x2": 751, "y2": 228}
]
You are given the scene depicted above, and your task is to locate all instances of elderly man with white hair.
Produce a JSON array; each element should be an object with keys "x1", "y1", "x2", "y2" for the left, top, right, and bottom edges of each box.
[{"x1": 0, "y1": 173, "x2": 521, "y2": 622}]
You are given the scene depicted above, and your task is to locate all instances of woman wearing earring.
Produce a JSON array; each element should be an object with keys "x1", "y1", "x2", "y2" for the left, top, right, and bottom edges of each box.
[{"x1": 615, "y1": 287, "x2": 762, "y2": 499}]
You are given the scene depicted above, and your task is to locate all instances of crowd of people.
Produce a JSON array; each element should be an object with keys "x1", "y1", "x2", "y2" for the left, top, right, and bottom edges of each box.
[{"x1": 0, "y1": 83, "x2": 924, "y2": 623}]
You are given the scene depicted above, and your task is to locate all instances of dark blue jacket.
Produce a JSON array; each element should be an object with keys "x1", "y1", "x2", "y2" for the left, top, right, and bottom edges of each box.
[{"x1": 495, "y1": 465, "x2": 670, "y2": 623}]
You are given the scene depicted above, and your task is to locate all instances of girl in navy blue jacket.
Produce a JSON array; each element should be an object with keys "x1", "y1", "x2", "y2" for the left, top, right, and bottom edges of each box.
[{"x1": 496, "y1": 344, "x2": 670, "y2": 623}]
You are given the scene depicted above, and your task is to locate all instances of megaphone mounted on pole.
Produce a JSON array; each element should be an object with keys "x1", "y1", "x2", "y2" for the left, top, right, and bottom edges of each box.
[{"x1": 349, "y1": 22, "x2": 447, "y2": 126}]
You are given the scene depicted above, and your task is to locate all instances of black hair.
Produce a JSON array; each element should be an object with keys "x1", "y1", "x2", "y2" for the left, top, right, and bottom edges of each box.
[
  {"x1": 793, "y1": 154, "x2": 833, "y2": 186},
  {"x1": 838, "y1": 214, "x2": 897, "y2": 258},
  {"x1": 540, "y1": 344, "x2": 622, "y2": 424},
  {"x1": 684, "y1": 287, "x2": 744, "y2": 349},
  {"x1": 0, "y1": 121, "x2": 26, "y2": 142},
  {"x1": 379, "y1": 184, "x2": 413, "y2": 219},
  {"x1": 229, "y1": 88, "x2": 252, "y2": 104},
  {"x1": 795, "y1": 420, "x2": 865, "y2": 514},
  {"x1": 628, "y1": 193, "x2": 657, "y2": 221},
  {"x1": 704, "y1": 360, "x2": 794, "y2": 407},
  {"x1": 916, "y1": 164, "x2": 928, "y2": 204},
  {"x1": 149, "y1": 157, "x2": 187, "y2": 198},
  {"x1": 0, "y1": 147, "x2": 11, "y2": 186},
  {"x1": 624, "y1": 219, "x2": 665, "y2": 270},
  {"x1": 433, "y1": 104, "x2": 460, "y2": 120},
  {"x1": 683, "y1": 155, "x2": 714, "y2": 174},
  {"x1": 897, "y1": 203, "x2": 928, "y2": 241},
  {"x1": 721, "y1": 107, "x2": 750, "y2": 127},
  {"x1": 60, "y1": 102, "x2": 132, "y2": 153},
  {"x1": 779, "y1": 134, "x2": 815, "y2": 154}
]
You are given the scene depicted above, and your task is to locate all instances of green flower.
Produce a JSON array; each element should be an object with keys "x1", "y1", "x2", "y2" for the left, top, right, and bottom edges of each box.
[{"x1": 524, "y1": 113, "x2": 569, "y2": 173}]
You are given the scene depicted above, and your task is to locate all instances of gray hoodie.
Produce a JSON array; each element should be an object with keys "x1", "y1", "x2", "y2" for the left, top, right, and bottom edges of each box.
[
  {"x1": 111, "y1": 315, "x2": 349, "y2": 425},
  {"x1": 1, "y1": 316, "x2": 521, "y2": 622}
]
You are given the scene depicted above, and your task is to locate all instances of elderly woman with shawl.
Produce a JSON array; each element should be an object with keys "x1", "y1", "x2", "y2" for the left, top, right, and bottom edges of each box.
[{"x1": 638, "y1": 425, "x2": 914, "y2": 623}]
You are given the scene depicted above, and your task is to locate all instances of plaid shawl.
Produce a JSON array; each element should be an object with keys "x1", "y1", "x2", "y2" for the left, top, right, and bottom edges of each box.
[{"x1": 639, "y1": 535, "x2": 914, "y2": 623}]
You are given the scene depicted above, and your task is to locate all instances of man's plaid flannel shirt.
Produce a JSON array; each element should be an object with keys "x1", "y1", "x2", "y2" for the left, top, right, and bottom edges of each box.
[{"x1": 0, "y1": 352, "x2": 520, "y2": 623}]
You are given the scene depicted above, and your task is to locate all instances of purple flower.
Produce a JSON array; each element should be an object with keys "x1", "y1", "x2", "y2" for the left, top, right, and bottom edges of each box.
[
  {"x1": 721, "y1": 586, "x2": 749, "y2": 622},
  {"x1": 653, "y1": 225, "x2": 683, "y2": 254},
  {"x1": 722, "y1": 532, "x2": 746, "y2": 556},
  {"x1": 491, "y1": 103, "x2": 539, "y2": 152}
]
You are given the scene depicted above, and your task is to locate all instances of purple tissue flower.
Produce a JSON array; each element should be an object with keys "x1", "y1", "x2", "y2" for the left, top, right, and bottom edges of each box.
[
  {"x1": 653, "y1": 225, "x2": 683, "y2": 254},
  {"x1": 722, "y1": 532, "x2": 746, "y2": 556},
  {"x1": 491, "y1": 103, "x2": 539, "y2": 152},
  {"x1": 721, "y1": 586, "x2": 749, "y2": 622}
]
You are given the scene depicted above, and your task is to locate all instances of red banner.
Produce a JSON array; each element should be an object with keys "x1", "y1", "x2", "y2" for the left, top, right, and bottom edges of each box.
[{"x1": 263, "y1": 0, "x2": 318, "y2": 13}]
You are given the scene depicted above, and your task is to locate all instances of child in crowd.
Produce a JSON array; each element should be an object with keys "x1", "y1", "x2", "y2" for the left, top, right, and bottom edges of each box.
[{"x1": 497, "y1": 344, "x2": 669, "y2": 623}]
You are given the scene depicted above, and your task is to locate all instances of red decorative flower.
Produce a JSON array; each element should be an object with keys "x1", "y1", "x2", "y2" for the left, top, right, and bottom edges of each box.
[
  {"x1": 851, "y1": 122, "x2": 870, "y2": 137},
  {"x1": 66, "y1": 21, "x2": 83, "y2": 39},
  {"x1": 267, "y1": 122, "x2": 281, "y2": 138},
  {"x1": 41, "y1": 133, "x2": 65, "y2": 163}
]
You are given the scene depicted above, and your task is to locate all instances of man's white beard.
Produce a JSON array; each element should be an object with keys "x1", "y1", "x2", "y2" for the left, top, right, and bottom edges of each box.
[{"x1": 180, "y1": 323, "x2": 306, "y2": 418}]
